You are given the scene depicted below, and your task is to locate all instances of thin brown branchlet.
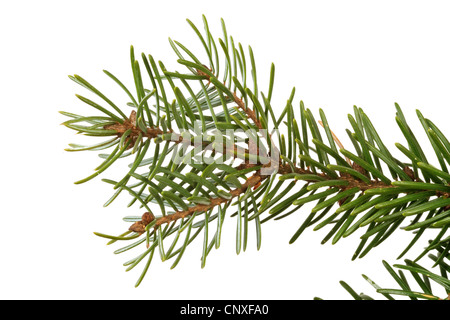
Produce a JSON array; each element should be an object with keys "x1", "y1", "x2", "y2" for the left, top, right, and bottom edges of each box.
[{"x1": 127, "y1": 161, "x2": 401, "y2": 234}]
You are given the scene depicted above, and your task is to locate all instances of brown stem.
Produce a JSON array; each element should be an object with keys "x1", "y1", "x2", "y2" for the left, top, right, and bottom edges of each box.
[
  {"x1": 129, "y1": 162, "x2": 400, "y2": 234},
  {"x1": 232, "y1": 92, "x2": 264, "y2": 130}
]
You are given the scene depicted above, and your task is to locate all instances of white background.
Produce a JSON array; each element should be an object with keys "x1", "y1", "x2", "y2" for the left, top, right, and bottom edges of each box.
[{"x1": 1, "y1": 0, "x2": 449, "y2": 300}]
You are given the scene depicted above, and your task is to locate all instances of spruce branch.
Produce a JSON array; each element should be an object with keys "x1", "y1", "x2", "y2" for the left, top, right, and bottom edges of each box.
[{"x1": 62, "y1": 15, "x2": 450, "y2": 289}]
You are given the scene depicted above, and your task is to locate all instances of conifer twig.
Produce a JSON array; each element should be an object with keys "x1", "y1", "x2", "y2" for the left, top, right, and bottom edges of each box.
[{"x1": 62, "y1": 16, "x2": 450, "y2": 290}]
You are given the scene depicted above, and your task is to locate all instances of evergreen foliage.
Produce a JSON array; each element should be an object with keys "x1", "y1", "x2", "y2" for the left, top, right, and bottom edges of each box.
[{"x1": 61, "y1": 16, "x2": 449, "y2": 297}]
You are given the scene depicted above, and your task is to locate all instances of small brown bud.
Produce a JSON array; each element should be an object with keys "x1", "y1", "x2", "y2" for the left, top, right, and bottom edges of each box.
[
  {"x1": 403, "y1": 166, "x2": 415, "y2": 181},
  {"x1": 129, "y1": 221, "x2": 146, "y2": 234},
  {"x1": 141, "y1": 212, "x2": 155, "y2": 226}
]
